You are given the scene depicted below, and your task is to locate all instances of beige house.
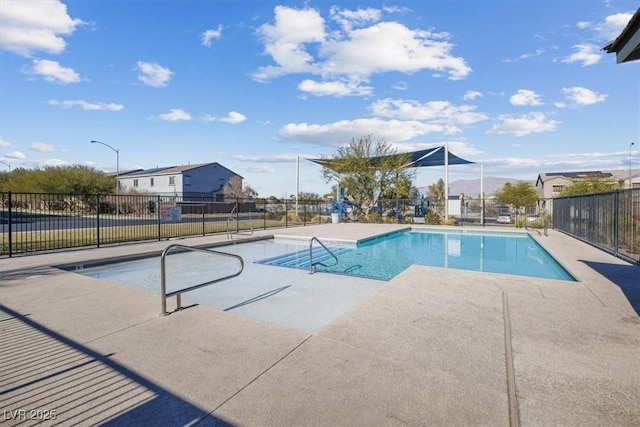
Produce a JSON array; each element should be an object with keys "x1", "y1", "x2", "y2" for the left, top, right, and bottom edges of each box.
[{"x1": 536, "y1": 169, "x2": 640, "y2": 212}]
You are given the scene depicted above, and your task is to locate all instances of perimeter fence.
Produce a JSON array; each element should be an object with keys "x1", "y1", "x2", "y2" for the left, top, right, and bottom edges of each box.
[
  {"x1": 1, "y1": 190, "x2": 547, "y2": 258},
  {"x1": 553, "y1": 188, "x2": 640, "y2": 264},
  {"x1": 0, "y1": 192, "x2": 338, "y2": 257}
]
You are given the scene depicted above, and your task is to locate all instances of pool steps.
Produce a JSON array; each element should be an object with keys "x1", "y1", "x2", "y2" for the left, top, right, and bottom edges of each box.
[{"x1": 256, "y1": 246, "x2": 353, "y2": 270}]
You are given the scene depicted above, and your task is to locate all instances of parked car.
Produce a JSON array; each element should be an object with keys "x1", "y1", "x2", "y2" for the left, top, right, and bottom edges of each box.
[{"x1": 496, "y1": 214, "x2": 512, "y2": 224}]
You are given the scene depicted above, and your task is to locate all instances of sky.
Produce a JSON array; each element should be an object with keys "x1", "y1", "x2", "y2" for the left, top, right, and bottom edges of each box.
[{"x1": 0, "y1": 0, "x2": 638, "y2": 198}]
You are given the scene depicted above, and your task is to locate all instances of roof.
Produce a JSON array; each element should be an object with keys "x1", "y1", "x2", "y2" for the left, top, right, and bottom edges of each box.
[
  {"x1": 603, "y1": 8, "x2": 640, "y2": 63},
  {"x1": 536, "y1": 169, "x2": 640, "y2": 184},
  {"x1": 120, "y1": 162, "x2": 242, "y2": 178},
  {"x1": 309, "y1": 145, "x2": 474, "y2": 173}
]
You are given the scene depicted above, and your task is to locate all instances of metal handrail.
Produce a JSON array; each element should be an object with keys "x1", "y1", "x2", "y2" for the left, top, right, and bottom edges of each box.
[
  {"x1": 309, "y1": 236, "x2": 339, "y2": 274},
  {"x1": 160, "y1": 244, "x2": 244, "y2": 316},
  {"x1": 226, "y1": 217, "x2": 254, "y2": 239}
]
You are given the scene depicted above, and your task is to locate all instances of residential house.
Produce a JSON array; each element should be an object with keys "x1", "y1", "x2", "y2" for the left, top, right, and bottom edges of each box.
[
  {"x1": 536, "y1": 169, "x2": 640, "y2": 212},
  {"x1": 119, "y1": 162, "x2": 243, "y2": 201},
  {"x1": 604, "y1": 8, "x2": 640, "y2": 63}
]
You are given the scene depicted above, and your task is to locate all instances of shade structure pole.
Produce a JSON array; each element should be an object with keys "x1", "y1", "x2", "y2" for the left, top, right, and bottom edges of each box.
[
  {"x1": 296, "y1": 155, "x2": 299, "y2": 215},
  {"x1": 480, "y1": 163, "x2": 484, "y2": 225},
  {"x1": 444, "y1": 143, "x2": 449, "y2": 219}
]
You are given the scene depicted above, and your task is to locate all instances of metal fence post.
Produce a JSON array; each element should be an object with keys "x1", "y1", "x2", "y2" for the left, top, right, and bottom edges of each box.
[
  {"x1": 157, "y1": 195, "x2": 161, "y2": 241},
  {"x1": 614, "y1": 190, "x2": 619, "y2": 256},
  {"x1": 96, "y1": 194, "x2": 101, "y2": 248},
  {"x1": 8, "y1": 191, "x2": 12, "y2": 257},
  {"x1": 285, "y1": 199, "x2": 288, "y2": 228}
]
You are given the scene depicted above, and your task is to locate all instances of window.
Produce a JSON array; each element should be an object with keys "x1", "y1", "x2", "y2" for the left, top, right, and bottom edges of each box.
[
  {"x1": 133, "y1": 179, "x2": 138, "y2": 187},
  {"x1": 184, "y1": 175, "x2": 191, "y2": 186},
  {"x1": 150, "y1": 177, "x2": 154, "y2": 187},
  {"x1": 552, "y1": 185, "x2": 565, "y2": 193},
  {"x1": 169, "y1": 176, "x2": 176, "y2": 186},
  {"x1": 633, "y1": 183, "x2": 640, "y2": 188}
]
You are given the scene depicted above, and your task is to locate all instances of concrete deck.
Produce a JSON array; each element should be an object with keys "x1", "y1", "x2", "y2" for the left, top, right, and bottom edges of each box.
[{"x1": 1, "y1": 224, "x2": 639, "y2": 426}]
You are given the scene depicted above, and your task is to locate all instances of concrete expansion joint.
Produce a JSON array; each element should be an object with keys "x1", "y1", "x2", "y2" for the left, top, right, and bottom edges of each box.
[
  {"x1": 502, "y1": 291, "x2": 520, "y2": 427},
  {"x1": 82, "y1": 316, "x2": 159, "y2": 345},
  {"x1": 208, "y1": 335, "x2": 312, "y2": 416}
]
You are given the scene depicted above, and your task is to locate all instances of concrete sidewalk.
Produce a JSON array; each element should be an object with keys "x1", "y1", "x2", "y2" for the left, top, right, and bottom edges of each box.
[{"x1": 1, "y1": 224, "x2": 639, "y2": 426}]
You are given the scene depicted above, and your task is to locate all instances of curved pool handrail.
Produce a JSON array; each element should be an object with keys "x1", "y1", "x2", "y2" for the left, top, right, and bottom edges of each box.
[
  {"x1": 226, "y1": 217, "x2": 254, "y2": 239},
  {"x1": 309, "y1": 236, "x2": 339, "y2": 274},
  {"x1": 160, "y1": 244, "x2": 244, "y2": 316}
]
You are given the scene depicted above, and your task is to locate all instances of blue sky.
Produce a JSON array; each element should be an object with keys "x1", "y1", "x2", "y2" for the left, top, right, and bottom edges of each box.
[{"x1": 0, "y1": 0, "x2": 638, "y2": 197}]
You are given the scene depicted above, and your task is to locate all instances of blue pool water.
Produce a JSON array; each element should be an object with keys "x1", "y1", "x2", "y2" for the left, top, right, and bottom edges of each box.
[{"x1": 258, "y1": 230, "x2": 575, "y2": 281}]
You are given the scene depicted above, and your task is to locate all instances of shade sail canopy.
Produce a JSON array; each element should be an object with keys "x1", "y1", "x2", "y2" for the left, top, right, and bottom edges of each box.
[{"x1": 309, "y1": 145, "x2": 474, "y2": 173}]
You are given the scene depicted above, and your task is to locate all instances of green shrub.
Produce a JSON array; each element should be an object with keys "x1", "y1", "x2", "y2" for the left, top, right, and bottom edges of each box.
[{"x1": 424, "y1": 211, "x2": 441, "y2": 225}]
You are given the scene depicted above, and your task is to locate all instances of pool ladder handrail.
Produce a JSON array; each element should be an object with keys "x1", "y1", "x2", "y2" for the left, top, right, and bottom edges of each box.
[
  {"x1": 309, "y1": 236, "x2": 339, "y2": 274},
  {"x1": 160, "y1": 244, "x2": 244, "y2": 316},
  {"x1": 226, "y1": 217, "x2": 254, "y2": 239}
]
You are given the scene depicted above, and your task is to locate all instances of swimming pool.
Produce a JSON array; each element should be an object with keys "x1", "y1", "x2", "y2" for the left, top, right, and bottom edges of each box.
[
  {"x1": 259, "y1": 229, "x2": 575, "y2": 282},
  {"x1": 72, "y1": 229, "x2": 573, "y2": 332}
]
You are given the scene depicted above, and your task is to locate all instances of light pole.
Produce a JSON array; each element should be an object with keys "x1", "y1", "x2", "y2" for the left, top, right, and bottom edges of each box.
[
  {"x1": 0, "y1": 160, "x2": 9, "y2": 172},
  {"x1": 630, "y1": 142, "x2": 635, "y2": 189},
  {"x1": 91, "y1": 140, "x2": 119, "y2": 217}
]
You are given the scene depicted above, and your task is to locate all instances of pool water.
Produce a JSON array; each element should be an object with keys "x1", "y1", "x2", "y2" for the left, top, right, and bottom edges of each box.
[{"x1": 258, "y1": 230, "x2": 575, "y2": 281}]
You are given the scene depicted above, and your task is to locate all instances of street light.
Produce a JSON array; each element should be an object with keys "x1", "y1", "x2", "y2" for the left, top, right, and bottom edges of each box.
[
  {"x1": 630, "y1": 142, "x2": 636, "y2": 189},
  {"x1": 91, "y1": 140, "x2": 119, "y2": 217},
  {"x1": 0, "y1": 160, "x2": 9, "y2": 172}
]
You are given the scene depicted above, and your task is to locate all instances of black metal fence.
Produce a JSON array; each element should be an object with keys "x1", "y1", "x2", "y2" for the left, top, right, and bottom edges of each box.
[
  {"x1": 553, "y1": 188, "x2": 640, "y2": 263},
  {"x1": 1, "y1": 190, "x2": 551, "y2": 258},
  {"x1": 0, "y1": 192, "x2": 335, "y2": 257}
]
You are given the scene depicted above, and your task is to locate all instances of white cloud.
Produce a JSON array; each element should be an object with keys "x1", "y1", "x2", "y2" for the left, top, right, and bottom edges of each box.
[
  {"x1": 201, "y1": 111, "x2": 247, "y2": 124},
  {"x1": 486, "y1": 150, "x2": 635, "y2": 175},
  {"x1": 157, "y1": 109, "x2": 192, "y2": 121},
  {"x1": 201, "y1": 25, "x2": 223, "y2": 47},
  {"x1": 233, "y1": 153, "x2": 315, "y2": 163},
  {"x1": 243, "y1": 165, "x2": 276, "y2": 173},
  {"x1": 0, "y1": 137, "x2": 10, "y2": 148},
  {"x1": 30, "y1": 142, "x2": 55, "y2": 152},
  {"x1": 219, "y1": 111, "x2": 246, "y2": 124},
  {"x1": 562, "y1": 44, "x2": 602, "y2": 66},
  {"x1": 561, "y1": 87, "x2": 607, "y2": 106},
  {"x1": 6, "y1": 151, "x2": 26, "y2": 160},
  {"x1": 137, "y1": 61, "x2": 173, "y2": 87},
  {"x1": 594, "y1": 12, "x2": 634, "y2": 41},
  {"x1": 253, "y1": 6, "x2": 471, "y2": 93},
  {"x1": 48, "y1": 99, "x2": 124, "y2": 111},
  {"x1": 510, "y1": 89, "x2": 543, "y2": 106},
  {"x1": 370, "y1": 98, "x2": 487, "y2": 126},
  {"x1": 329, "y1": 6, "x2": 381, "y2": 31},
  {"x1": 503, "y1": 48, "x2": 545, "y2": 62},
  {"x1": 0, "y1": 0, "x2": 84, "y2": 56},
  {"x1": 280, "y1": 118, "x2": 459, "y2": 147},
  {"x1": 392, "y1": 81, "x2": 408, "y2": 91},
  {"x1": 298, "y1": 79, "x2": 373, "y2": 97},
  {"x1": 463, "y1": 91, "x2": 482, "y2": 100},
  {"x1": 486, "y1": 112, "x2": 560, "y2": 137},
  {"x1": 25, "y1": 59, "x2": 80, "y2": 84},
  {"x1": 253, "y1": 6, "x2": 326, "y2": 81}
]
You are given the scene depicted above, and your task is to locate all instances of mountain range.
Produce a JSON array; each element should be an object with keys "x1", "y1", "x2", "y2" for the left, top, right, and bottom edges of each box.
[{"x1": 419, "y1": 177, "x2": 533, "y2": 199}]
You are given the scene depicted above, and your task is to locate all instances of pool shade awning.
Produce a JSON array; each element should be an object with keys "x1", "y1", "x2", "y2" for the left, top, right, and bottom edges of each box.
[{"x1": 309, "y1": 145, "x2": 474, "y2": 173}]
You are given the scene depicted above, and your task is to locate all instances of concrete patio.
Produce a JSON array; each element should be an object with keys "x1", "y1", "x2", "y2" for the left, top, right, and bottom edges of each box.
[{"x1": 1, "y1": 223, "x2": 639, "y2": 426}]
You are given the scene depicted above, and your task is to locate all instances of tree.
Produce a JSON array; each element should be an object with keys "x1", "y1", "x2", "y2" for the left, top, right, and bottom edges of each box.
[
  {"x1": 493, "y1": 182, "x2": 538, "y2": 213},
  {"x1": 297, "y1": 191, "x2": 322, "y2": 202},
  {"x1": 560, "y1": 176, "x2": 620, "y2": 196},
  {"x1": 319, "y1": 135, "x2": 416, "y2": 215},
  {"x1": 1, "y1": 165, "x2": 113, "y2": 194},
  {"x1": 427, "y1": 178, "x2": 446, "y2": 208}
]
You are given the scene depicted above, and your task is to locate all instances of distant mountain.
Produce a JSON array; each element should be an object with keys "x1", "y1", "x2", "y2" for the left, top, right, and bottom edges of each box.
[{"x1": 419, "y1": 177, "x2": 533, "y2": 198}]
